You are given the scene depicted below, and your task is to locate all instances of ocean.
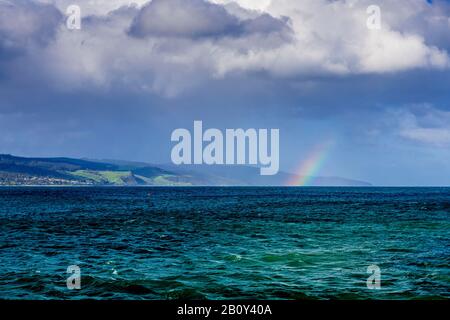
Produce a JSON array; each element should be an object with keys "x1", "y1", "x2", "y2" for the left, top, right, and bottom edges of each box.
[{"x1": 0, "y1": 187, "x2": 448, "y2": 299}]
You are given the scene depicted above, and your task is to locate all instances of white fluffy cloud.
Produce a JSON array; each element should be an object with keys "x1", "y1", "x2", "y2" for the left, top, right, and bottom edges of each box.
[
  {"x1": 213, "y1": 0, "x2": 450, "y2": 76},
  {"x1": 37, "y1": 0, "x2": 149, "y2": 15},
  {"x1": 392, "y1": 104, "x2": 450, "y2": 147},
  {"x1": 2, "y1": 0, "x2": 450, "y2": 96},
  {"x1": 401, "y1": 127, "x2": 450, "y2": 146}
]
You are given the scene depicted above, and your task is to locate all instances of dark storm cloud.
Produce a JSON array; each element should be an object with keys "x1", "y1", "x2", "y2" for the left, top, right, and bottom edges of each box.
[
  {"x1": 128, "y1": 0, "x2": 290, "y2": 39},
  {"x1": 1, "y1": 0, "x2": 449, "y2": 96},
  {"x1": 241, "y1": 13, "x2": 290, "y2": 35},
  {"x1": 0, "y1": 0, "x2": 62, "y2": 58}
]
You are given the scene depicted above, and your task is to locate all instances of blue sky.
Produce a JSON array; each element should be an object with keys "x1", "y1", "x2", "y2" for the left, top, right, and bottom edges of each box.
[{"x1": 1, "y1": 0, "x2": 450, "y2": 185}]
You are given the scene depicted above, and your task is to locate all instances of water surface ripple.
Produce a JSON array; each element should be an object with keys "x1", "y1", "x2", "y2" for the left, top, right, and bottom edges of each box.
[{"x1": 0, "y1": 187, "x2": 448, "y2": 299}]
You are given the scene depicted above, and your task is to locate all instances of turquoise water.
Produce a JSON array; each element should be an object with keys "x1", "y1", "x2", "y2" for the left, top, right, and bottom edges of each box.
[{"x1": 0, "y1": 187, "x2": 448, "y2": 299}]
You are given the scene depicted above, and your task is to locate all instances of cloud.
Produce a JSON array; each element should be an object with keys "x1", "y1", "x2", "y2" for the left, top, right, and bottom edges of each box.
[
  {"x1": 0, "y1": 0, "x2": 62, "y2": 57},
  {"x1": 393, "y1": 104, "x2": 450, "y2": 146},
  {"x1": 37, "y1": 0, "x2": 149, "y2": 16},
  {"x1": 211, "y1": 0, "x2": 272, "y2": 12},
  {"x1": 1, "y1": 0, "x2": 450, "y2": 96},
  {"x1": 400, "y1": 127, "x2": 450, "y2": 145},
  {"x1": 129, "y1": 0, "x2": 240, "y2": 38},
  {"x1": 128, "y1": 0, "x2": 289, "y2": 39},
  {"x1": 213, "y1": 0, "x2": 450, "y2": 77}
]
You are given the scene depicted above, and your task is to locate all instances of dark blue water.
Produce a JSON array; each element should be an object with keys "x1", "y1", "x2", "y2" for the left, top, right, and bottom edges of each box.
[{"x1": 0, "y1": 187, "x2": 448, "y2": 299}]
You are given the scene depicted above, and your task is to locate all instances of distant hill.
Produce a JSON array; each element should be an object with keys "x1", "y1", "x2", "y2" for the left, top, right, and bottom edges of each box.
[
  {"x1": 159, "y1": 164, "x2": 372, "y2": 186},
  {"x1": 0, "y1": 154, "x2": 371, "y2": 186},
  {"x1": 0, "y1": 154, "x2": 186, "y2": 186}
]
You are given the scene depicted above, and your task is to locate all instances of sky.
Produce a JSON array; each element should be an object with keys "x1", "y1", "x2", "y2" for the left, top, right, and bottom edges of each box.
[{"x1": 0, "y1": 0, "x2": 450, "y2": 185}]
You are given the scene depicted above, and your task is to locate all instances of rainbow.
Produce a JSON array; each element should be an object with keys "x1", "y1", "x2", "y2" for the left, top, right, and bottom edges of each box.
[{"x1": 288, "y1": 140, "x2": 335, "y2": 186}]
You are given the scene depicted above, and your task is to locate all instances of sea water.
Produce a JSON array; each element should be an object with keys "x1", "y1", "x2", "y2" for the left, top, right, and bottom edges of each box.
[{"x1": 0, "y1": 187, "x2": 448, "y2": 299}]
